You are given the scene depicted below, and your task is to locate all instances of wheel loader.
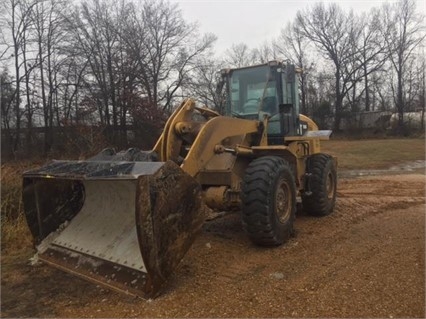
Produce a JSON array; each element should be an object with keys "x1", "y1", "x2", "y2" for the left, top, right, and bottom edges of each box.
[{"x1": 22, "y1": 60, "x2": 337, "y2": 298}]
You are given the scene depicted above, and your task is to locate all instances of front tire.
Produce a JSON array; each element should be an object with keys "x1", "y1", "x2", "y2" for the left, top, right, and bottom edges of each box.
[
  {"x1": 302, "y1": 153, "x2": 337, "y2": 216},
  {"x1": 241, "y1": 156, "x2": 296, "y2": 246}
]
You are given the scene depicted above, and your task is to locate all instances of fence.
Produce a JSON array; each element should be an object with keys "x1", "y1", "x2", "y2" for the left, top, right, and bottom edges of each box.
[{"x1": 1, "y1": 124, "x2": 161, "y2": 161}]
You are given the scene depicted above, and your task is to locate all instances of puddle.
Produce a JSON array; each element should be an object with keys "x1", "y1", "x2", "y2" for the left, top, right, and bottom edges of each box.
[{"x1": 340, "y1": 160, "x2": 426, "y2": 178}]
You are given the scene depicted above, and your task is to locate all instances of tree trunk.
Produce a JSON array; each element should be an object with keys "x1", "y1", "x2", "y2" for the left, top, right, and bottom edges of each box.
[
  {"x1": 23, "y1": 42, "x2": 33, "y2": 155},
  {"x1": 107, "y1": 45, "x2": 118, "y2": 144},
  {"x1": 334, "y1": 97, "x2": 343, "y2": 131},
  {"x1": 352, "y1": 82, "x2": 357, "y2": 113},
  {"x1": 47, "y1": 42, "x2": 54, "y2": 153},
  {"x1": 333, "y1": 67, "x2": 342, "y2": 131},
  {"x1": 13, "y1": 38, "x2": 21, "y2": 154},
  {"x1": 397, "y1": 68, "x2": 404, "y2": 133},
  {"x1": 38, "y1": 39, "x2": 51, "y2": 155},
  {"x1": 364, "y1": 64, "x2": 370, "y2": 112},
  {"x1": 421, "y1": 65, "x2": 425, "y2": 130}
]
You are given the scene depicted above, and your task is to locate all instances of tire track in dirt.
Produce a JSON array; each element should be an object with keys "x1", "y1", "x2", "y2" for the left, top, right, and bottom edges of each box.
[{"x1": 1, "y1": 174, "x2": 425, "y2": 318}]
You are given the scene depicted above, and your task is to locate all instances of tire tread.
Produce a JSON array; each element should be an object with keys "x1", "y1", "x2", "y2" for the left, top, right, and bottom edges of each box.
[
  {"x1": 241, "y1": 156, "x2": 296, "y2": 246},
  {"x1": 302, "y1": 153, "x2": 337, "y2": 216}
]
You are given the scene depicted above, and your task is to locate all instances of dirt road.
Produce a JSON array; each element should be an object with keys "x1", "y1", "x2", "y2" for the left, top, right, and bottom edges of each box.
[{"x1": 1, "y1": 173, "x2": 425, "y2": 318}]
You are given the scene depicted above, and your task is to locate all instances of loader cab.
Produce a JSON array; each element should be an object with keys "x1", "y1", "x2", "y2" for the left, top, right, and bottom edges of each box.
[{"x1": 221, "y1": 61, "x2": 302, "y2": 144}]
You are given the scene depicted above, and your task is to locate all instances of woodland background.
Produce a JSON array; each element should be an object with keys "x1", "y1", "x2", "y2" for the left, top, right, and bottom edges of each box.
[{"x1": 1, "y1": 0, "x2": 424, "y2": 160}]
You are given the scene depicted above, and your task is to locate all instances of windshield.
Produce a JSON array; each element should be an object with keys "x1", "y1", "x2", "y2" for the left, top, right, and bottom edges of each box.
[{"x1": 230, "y1": 65, "x2": 278, "y2": 117}]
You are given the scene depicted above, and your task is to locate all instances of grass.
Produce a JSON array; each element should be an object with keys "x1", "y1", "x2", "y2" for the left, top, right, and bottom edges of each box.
[
  {"x1": 1, "y1": 213, "x2": 33, "y2": 253},
  {"x1": 1, "y1": 161, "x2": 40, "y2": 253},
  {"x1": 321, "y1": 138, "x2": 425, "y2": 170},
  {"x1": 1, "y1": 138, "x2": 425, "y2": 253}
]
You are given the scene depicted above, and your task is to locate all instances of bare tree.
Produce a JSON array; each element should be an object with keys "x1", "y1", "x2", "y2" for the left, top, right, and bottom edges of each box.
[
  {"x1": 252, "y1": 41, "x2": 278, "y2": 64},
  {"x1": 296, "y1": 4, "x2": 362, "y2": 130},
  {"x1": 2, "y1": 0, "x2": 37, "y2": 153},
  {"x1": 224, "y1": 43, "x2": 258, "y2": 68},
  {"x1": 67, "y1": 0, "x2": 131, "y2": 146},
  {"x1": 1, "y1": 0, "x2": 218, "y2": 156},
  {"x1": 344, "y1": 9, "x2": 390, "y2": 116},
  {"x1": 31, "y1": 0, "x2": 71, "y2": 154},
  {"x1": 183, "y1": 57, "x2": 223, "y2": 111},
  {"x1": 59, "y1": 47, "x2": 89, "y2": 124},
  {"x1": 80, "y1": 0, "x2": 119, "y2": 127},
  {"x1": 137, "y1": 0, "x2": 216, "y2": 112},
  {"x1": 382, "y1": 0, "x2": 425, "y2": 132},
  {"x1": 358, "y1": 10, "x2": 389, "y2": 112},
  {"x1": 275, "y1": 21, "x2": 314, "y2": 115},
  {"x1": 420, "y1": 51, "x2": 425, "y2": 129},
  {"x1": 1, "y1": 70, "x2": 16, "y2": 143},
  {"x1": 21, "y1": 28, "x2": 38, "y2": 153}
]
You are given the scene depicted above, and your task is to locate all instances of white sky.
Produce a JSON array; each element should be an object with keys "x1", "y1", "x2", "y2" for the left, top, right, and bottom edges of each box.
[{"x1": 172, "y1": 0, "x2": 426, "y2": 55}]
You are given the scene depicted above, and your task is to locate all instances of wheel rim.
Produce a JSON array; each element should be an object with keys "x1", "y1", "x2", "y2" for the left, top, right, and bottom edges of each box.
[
  {"x1": 326, "y1": 172, "x2": 335, "y2": 200},
  {"x1": 275, "y1": 179, "x2": 292, "y2": 223}
]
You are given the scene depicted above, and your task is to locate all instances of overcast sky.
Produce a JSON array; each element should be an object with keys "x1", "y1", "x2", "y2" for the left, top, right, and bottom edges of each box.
[{"x1": 171, "y1": 0, "x2": 426, "y2": 55}]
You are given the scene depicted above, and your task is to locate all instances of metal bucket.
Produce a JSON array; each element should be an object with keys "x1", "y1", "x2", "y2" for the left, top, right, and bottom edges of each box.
[{"x1": 22, "y1": 160, "x2": 203, "y2": 298}]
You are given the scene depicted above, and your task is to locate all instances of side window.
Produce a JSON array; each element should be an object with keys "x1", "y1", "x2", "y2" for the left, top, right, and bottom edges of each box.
[
  {"x1": 262, "y1": 84, "x2": 278, "y2": 114},
  {"x1": 280, "y1": 69, "x2": 300, "y2": 136},
  {"x1": 246, "y1": 83, "x2": 260, "y2": 100},
  {"x1": 281, "y1": 74, "x2": 293, "y2": 104},
  {"x1": 267, "y1": 113, "x2": 281, "y2": 135},
  {"x1": 231, "y1": 77, "x2": 240, "y2": 111}
]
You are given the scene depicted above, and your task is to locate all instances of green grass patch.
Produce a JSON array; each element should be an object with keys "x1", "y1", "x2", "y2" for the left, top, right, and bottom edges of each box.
[
  {"x1": 1, "y1": 138, "x2": 424, "y2": 253},
  {"x1": 321, "y1": 138, "x2": 425, "y2": 170}
]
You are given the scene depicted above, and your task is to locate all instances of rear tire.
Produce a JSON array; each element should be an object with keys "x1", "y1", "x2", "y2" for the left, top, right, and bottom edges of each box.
[
  {"x1": 241, "y1": 156, "x2": 296, "y2": 246},
  {"x1": 302, "y1": 153, "x2": 337, "y2": 216}
]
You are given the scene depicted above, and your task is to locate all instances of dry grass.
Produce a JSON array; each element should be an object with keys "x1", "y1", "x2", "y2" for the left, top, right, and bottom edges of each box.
[
  {"x1": 1, "y1": 213, "x2": 33, "y2": 253},
  {"x1": 1, "y1": 161, "x2": 41, "y2": 253},
  {"x1": 321, "y1": 138, "x2": 425, "y2": 170},
  {"x1": 1, "y1": 138, "x2": 425, "y2": 254}
]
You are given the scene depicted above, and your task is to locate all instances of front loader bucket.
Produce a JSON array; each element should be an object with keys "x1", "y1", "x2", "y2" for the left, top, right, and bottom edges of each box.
[{"x1": 22, "y1": 160, "x2": 203, "y2": 298}]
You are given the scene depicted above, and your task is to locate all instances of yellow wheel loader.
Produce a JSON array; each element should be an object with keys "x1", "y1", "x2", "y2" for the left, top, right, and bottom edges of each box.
[{"x1": 22, "y1": 60, "x2": 337, "y2": 298}]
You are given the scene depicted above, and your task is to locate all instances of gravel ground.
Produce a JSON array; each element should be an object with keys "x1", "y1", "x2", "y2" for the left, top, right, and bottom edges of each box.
[{"x1": 1, "y1": 173, "x2": 425, "y2": 318}]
